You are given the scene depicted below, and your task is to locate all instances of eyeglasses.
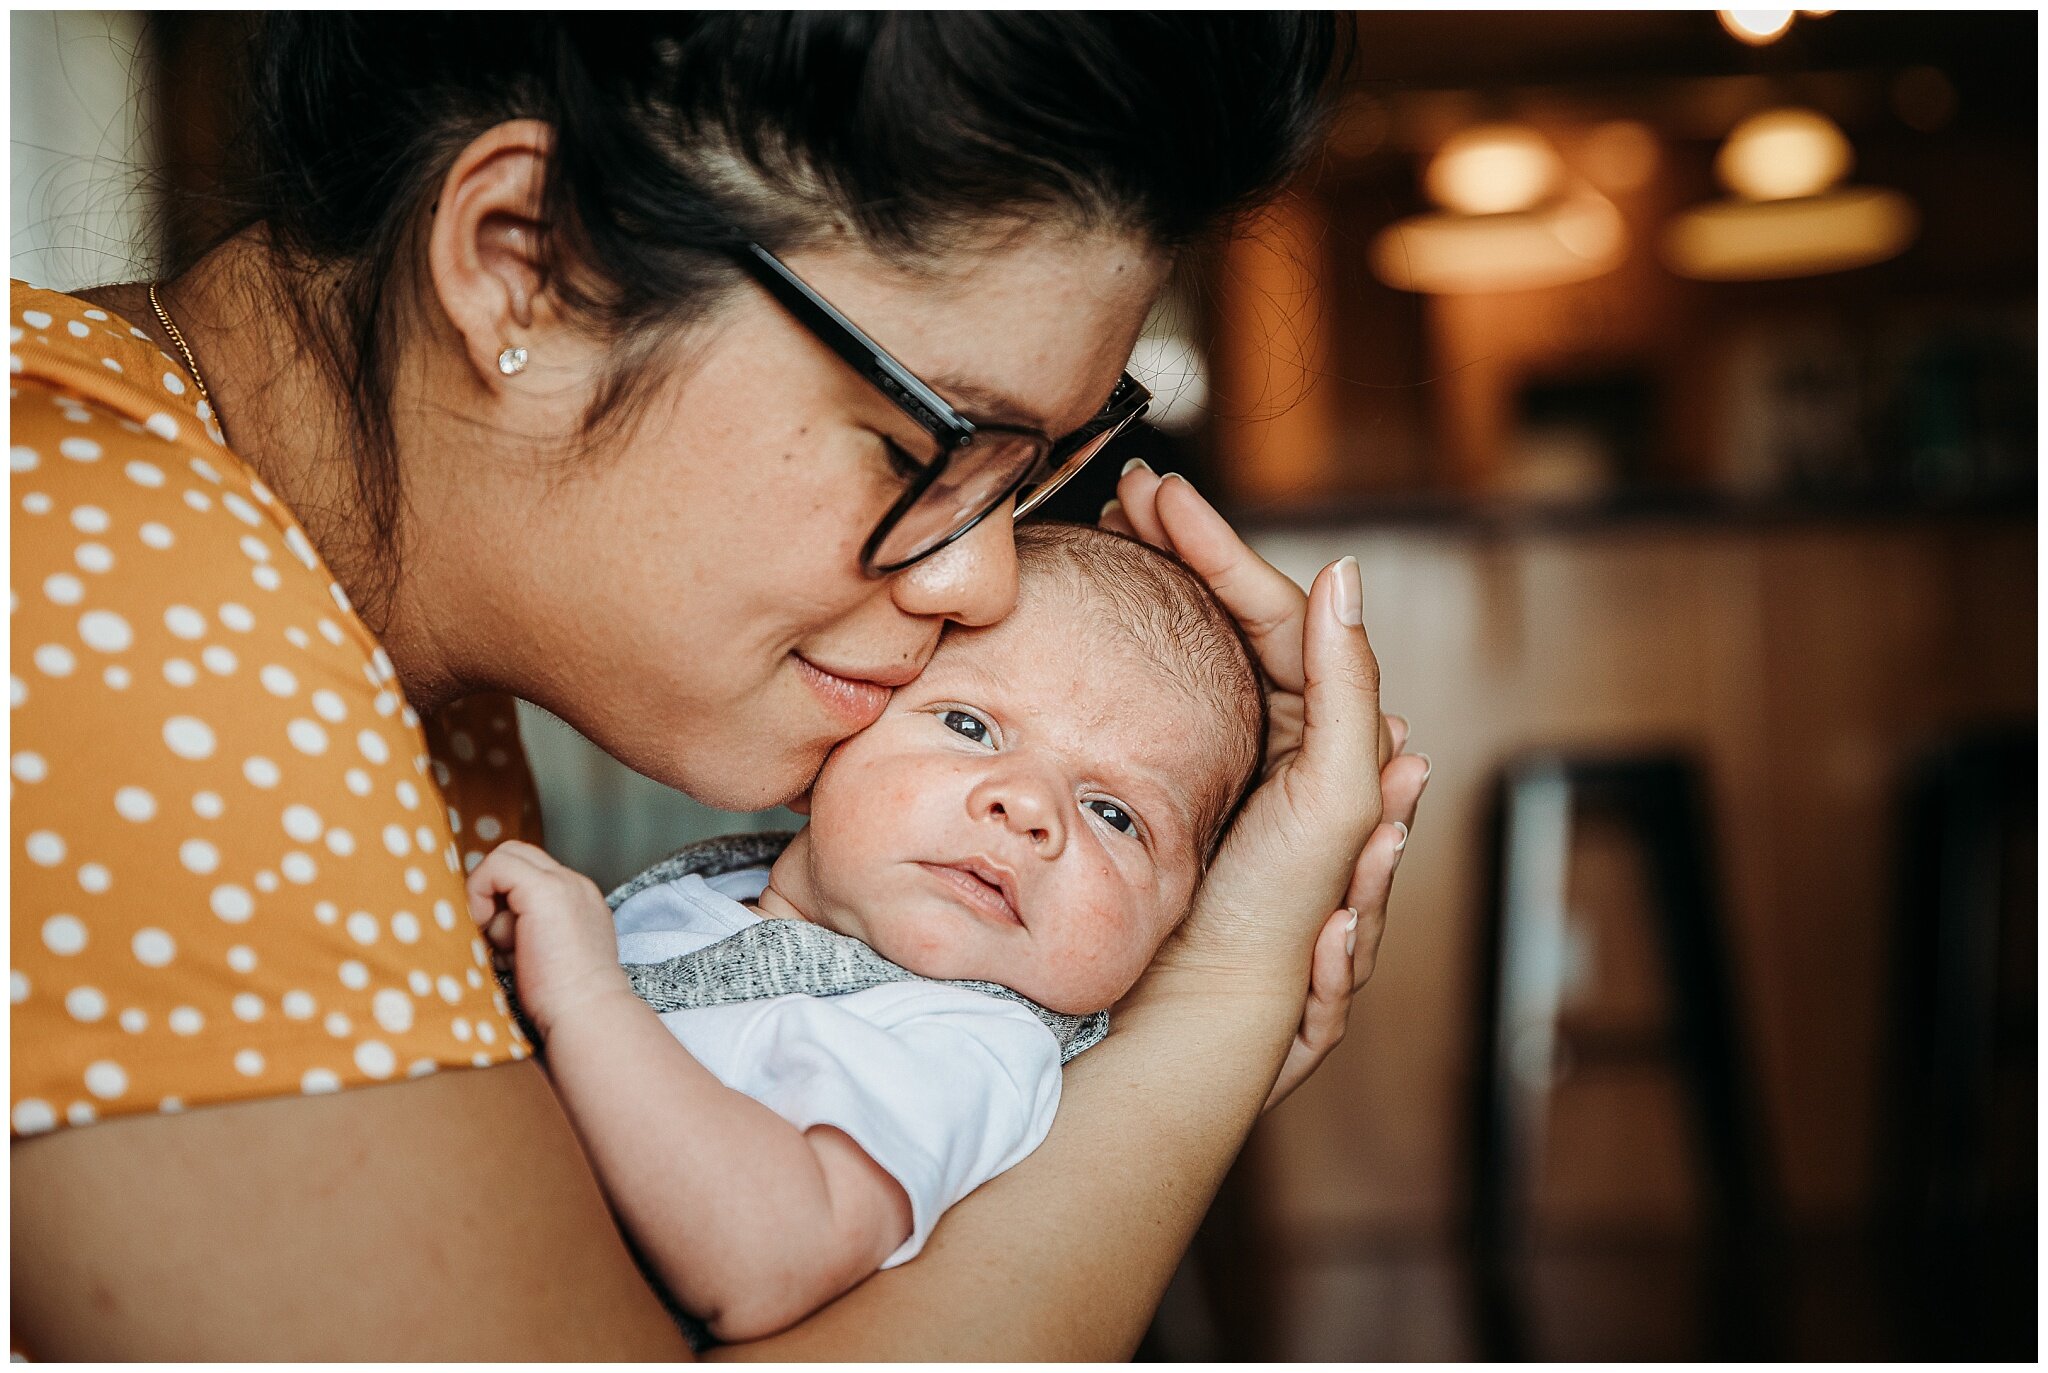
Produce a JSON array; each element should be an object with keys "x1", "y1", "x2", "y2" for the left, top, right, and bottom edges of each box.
[{"x1": 733, "y1": 243, "x2": 1151, "y2": 575}]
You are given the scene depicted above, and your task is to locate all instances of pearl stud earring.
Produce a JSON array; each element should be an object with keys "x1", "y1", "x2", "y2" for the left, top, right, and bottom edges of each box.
[{"x1": 497, "y1": 345, "x2": 529, "y2": 376}]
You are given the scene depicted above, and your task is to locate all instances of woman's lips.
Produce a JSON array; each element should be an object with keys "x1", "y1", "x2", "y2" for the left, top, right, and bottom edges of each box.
[
  {"x1": 916, "y1": 862, "x2": 1024, "y2": 928},
  {"x1": 793, "y1": 654, "x2": 894, "y2": 730}
]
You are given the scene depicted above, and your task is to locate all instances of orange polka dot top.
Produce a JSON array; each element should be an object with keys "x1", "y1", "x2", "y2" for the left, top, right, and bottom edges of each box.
[{"x1": 10, "y1": 281, "x2": 537, "y2": 1138}]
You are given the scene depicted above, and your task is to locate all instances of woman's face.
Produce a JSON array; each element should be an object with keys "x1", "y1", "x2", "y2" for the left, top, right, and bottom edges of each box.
[{"x1": 488, "y1": 228, "x2": 1167, "y2": 811}]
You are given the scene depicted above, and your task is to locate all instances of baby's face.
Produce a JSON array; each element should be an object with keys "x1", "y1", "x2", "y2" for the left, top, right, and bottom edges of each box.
[{"x1": 772, "y1": 587, "x2": 1235, "y2": 1014}]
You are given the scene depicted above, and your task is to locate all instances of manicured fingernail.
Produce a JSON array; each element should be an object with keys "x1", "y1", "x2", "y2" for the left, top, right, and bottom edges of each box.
[
  {"x1": 1332, "y1": 555, "x2": 1363, "y2": 627},
  {"x1": 1100, "y1": 498, "x2": 1122, "y2": 521},
  {"x1": 1344, "y1": 908, "x2": 1359, "y2": 956},
  {"x1": 1417, "y1": 753, "x2": 1433, "y2": 783},
  {"x1": 1392, "y1": 820, "x2": 1408, "y2": 851},
  {"x1": 1389, "y1": 713, "x2": 1410, "y2": 736},
  {"x1": 1121, "y1": 457, "x2": 1152, "y2": 477}
]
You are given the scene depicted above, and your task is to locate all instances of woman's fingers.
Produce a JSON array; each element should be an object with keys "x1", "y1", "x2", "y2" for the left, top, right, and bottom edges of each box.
[
  {"x1": 1111, "y1": 459, "x2": 1171, "y2": 548},
  {"x1": 1148, "y1": 471, "x2": 1310, "y2": 692},
  {"x1": 1289, "y1": 555, "x2": 1382, "y2": 843},
  {"x1": 1261, "y1": 907, "x2": 1357, "y2": 1113}
]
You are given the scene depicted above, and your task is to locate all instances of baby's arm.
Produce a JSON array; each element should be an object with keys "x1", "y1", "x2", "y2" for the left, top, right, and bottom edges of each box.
[{"x1": 466, "y1": 843, "x2": 912, "y2": 1341}]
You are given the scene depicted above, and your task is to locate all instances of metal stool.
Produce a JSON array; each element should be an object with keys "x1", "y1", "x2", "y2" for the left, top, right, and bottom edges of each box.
[{"x1": 1467, "y1": 752, "x2": 1782, "y2": 1359}]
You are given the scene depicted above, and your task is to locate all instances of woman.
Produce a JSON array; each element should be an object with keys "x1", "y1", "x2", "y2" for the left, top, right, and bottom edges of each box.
[{"x1": 11, "y1": 15, "x2": 1427, "y2": 1357}]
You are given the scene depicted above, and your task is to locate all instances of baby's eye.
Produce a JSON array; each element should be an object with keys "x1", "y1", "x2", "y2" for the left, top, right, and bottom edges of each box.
[
  {"x1": 940, "y1": 710, "x2": 992, "y2": 746},
  {"x1": 1085, "y1": 799, "x2": 1138, "y2": 835}
]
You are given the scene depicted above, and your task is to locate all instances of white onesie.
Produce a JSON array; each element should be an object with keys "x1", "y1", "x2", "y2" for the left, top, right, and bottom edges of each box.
[{"x1": 612, "y1": 867, "x2": 1063, "y2": 1267}]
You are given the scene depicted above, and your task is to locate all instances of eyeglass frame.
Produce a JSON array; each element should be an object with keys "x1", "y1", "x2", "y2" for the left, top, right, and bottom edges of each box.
[{"x1": 732, "y1": 242, "x2": 1152, "y2": 576}]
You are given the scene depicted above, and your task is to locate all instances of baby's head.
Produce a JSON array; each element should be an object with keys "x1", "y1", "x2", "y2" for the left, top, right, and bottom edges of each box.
[{"x1": 771, "y1": 522, "x2": 1264, "y2": 1013}]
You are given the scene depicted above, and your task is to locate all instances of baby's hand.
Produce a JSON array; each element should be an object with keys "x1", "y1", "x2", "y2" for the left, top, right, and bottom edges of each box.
[{"x1": 467, "y1": 841, "x2": 633, "y2": 1040}]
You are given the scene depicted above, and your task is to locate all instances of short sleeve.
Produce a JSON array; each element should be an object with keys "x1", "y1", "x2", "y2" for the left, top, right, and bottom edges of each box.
[
  {"x1": 655, "y1": 984, "x2": 1062, "y2": 1266},
  {"x1": 10, "y1": 283, "x2": 531, "y2": 1136}
]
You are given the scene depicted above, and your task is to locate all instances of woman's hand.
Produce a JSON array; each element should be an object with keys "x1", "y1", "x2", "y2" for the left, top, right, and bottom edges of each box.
[{"x1": 1103, "y1": 462, "x2": 1429, "y2": 1107}]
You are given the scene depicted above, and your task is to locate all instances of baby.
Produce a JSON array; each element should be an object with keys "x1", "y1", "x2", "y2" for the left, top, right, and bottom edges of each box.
[{"x1": 471, "y1": 522, "x2": 1263, "y2": 1341}]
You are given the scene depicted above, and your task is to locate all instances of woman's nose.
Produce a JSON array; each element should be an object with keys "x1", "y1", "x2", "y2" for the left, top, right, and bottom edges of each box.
[
  {"x1": 887, "y1": 502, "x2": 1020, "y2": 628},
  {"x1": 968, "y1": 766, "x2": 1066, "y2": 859}
]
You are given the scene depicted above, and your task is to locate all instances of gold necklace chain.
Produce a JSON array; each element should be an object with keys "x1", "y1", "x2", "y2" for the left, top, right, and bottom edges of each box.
[{"x1": 147, "y1": 281, "x2": 218, "y2": 429}]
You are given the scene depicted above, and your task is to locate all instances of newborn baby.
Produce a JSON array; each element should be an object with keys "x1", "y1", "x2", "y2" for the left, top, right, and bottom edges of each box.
[{"x1": 471, "y1": 522, "x2": 1263, "y2": 1341}]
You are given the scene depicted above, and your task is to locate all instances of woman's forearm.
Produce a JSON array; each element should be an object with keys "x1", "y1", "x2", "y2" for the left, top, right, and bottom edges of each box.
[{"x1": 712, "y1": 967, "x2": 1304, "y2": 1361}]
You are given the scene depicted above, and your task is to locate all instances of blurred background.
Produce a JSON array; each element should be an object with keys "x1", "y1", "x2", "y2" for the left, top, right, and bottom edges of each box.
[{"x1": 13, "y1": 10, "x2": 2036, "y2": 1360}]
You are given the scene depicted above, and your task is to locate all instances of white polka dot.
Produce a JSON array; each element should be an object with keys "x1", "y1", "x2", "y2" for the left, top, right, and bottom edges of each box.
[
  {"x1": 222, "y1": 492, "x2": 260, "y2": 526},
  {"x1": 42, "y1": 914, "x2": 86, "y2": 955},
  {"x1": 12, "y1": 751, "x2": 47, "y2": 783},
  {"x1": 78, "y1": 609, "x2": 132, "y2": 653},
  {"x1": 201, "y1": 645, "x2": 236, "y2": 675},
  {"x1": 324, "y1": 825, "x2": 357, "y2": 857},
  {"x1": 282, "y1": 804, "x2": 323, "y2": 842},
  {"x1": 373, "y1": 988, "x2": 414, "y2": 1034},
  {"x1": 219, "y1": 603, "x2": 254, "y2": 632},
  {"x1": 21, "y1": 309, "x2": 52, "y2": 328},
  {"x1": 285, "y1": 527, "x2": 319, "y2": 569},
  {"x1": 169, "y1": 1006, "x2": 203, "y2": 1035},
  {"x1": 26, "y1": 831, "x2": 66, "y2": 866},
  {"x1": 184, "y1": 489, "x2": 211, "y2": 513},
  {"x1": 163, "y1": 658, "x2": 199, "y2": 687},
  {"x1": 192, "y1": 790, "x2": 224, "y2": 819},
  {"x1": 160, "y1": 1097, "x2": 184, "y2": 1113},
  {"x1": 254, "y1": 869, "x2": 278, "y2": 892},
  {"x1": 11, "y1": 445, "x2": 37, "y2": 472},
  {"x1": 179, "y1": 838, "x2": 220, "y2": 874},
  {"x1": 405, "y1": 866, "x2": 429, "y2": 894},
  {"x1": 66, "y1": 986, "x2": 107, "y2": 1022},
  {"x1": 75, "y1": 543, "x2": 113, "y2": 574},
  {"x1": 476, "y1": 1020, "x2": 496, "y2": 1045},
  {"x1": 11, "y1": 970, "x2": 29, "y2": 1004},
  {"x1": 391, "y1": 911, "x2": 421, "y2": 944},
  {"x1": 414, "y1": 825, "x2": 437, "y2": 856},
  {"x1": 34, "y1": 643, "x2": 76, "y2": 676},
  {"x1": 227, "y1": 944, "x2": 257, "y2": 974},
  {"x1": 325, "y1": 1011, "x2": 352, "y2": 1038},
  {"x1": 234, "y1": 1049, "x2": 265, "y2": 1078},
  {"x1": 69, "y1": 505, "x2": 110, "y2": 535},
  {"x1": 345, "y1": 769, "x2": 372, "y2": 796},
  {"x1": 354, "y1": 1041, "x2": 397, "y2": 1080},
  {"x1": 329, "y1": 583, "x2": 353, "y2": 614},
  {"x1": 139, "y1": 521, "x2": 173, "y2": 548},
  {"x1": 287, "y1": 719, "x2": 328, "y2": 755},
  {"x1": 10, "y1": 675, "x2": 25, "y2": 707},
  {"x1": 346, "y1": 912, "x2": 379, "y2": 946},
  {"x1": 120, "y1": 1007, "x2": 147, "y2": 1033},
  {"x1": 161, "y1": 370, "x2": 187, "y2": 395},
  {"x1": 163, "y1": 716, "x2": 215, "y2": 759},
  {"x1": 315, "y1": 901, "x2": 339, "y2": 924},
  {"x1": 114, "y1": 786, "x2": 157, "y2": 821},
  {"x1": 311, "y1": 689, "x2": 346, "y2": 722},
  {"x1": 434, "y1": 899, "x2": 457, "y2": 931},
  {"x1": 103, "y1": 665, "x2": 131, "y2": 690},
  {"x1": 318, "y1": 618, "x2": 345, "y2": 646},
  {"x1": 22, "y1": 491, "x2": 53, "y2": 515},
  {"x1": 58, "y1": 436, "x2": 100, "y2": 462},
  {"x1": 238, "y1": 534, "x2": 270, "y2": 563},
  {"x1": 233, "y1": 993, "x2": 264, "y2": 1022},
  {"x1": 281, "y1": 852, "x2": 317, "y2": 884},
  {"x1": 123, "y1": 459, "x2": 166, "y2": 489},
  {"x1": 284, "y1": 626, "x2": 310, "y2": 649},
  {"x1": 145, "y1": 412, "x2": 179, "y2": 441},
  {"x1": 209, "y1": 884, "x2": 253, "y2": 922},
  {"x1": 82, "y1": 308, "x2": 107, "y2": 320},
  {"x1": 372, "y1": 823, "x2": 410, "y2": 859},
  {"x1": 301, "y1": 1068, "x2": 341, "y2": 1095},
  {"x1": 258, "y1": 665, "x2": 297, "y2": 698},
  {"x1": 165, "y1": 605, "x2": 206, "y2": 639},
  {"x1": 190, "y1": 456, "x2": 222, "y2": 484},
  {"x1": 374, "y1": 690, "x2": 399, "y2": 717},
  {"x1": 66, "y1": 320, "x2": 89, "y2": 338},
  {"x1": 449, "y1": 731, "x2": 478, "y2": 763},
  {"x1": 77, "y1": 863, "x2": 110, "y2": 893},
  {"x1": 475, "y1": 815, "x2": 504, "y2": 842},
  {"x1": 437, "y1": 974, "x2": 464, "y2": 1005},
  {"x1": 84, "y1": 1060, "x2": 128, "y2": 1099},
  {"x1": 12, "y1": 1100, "x2": 56, "y2": 1135},
  {"x1": 243, "y1": 755, "x2": 281, "y2": 788},
  {"x1": 67, "y1": 1102, "x2": 98, "y2": 1126},
  {"x1": 282, "y1": 990, "x2": 315, "y2": 1020},
  {"x1": 132, "y1": 928, "x2": 176, "y2": 967},
  {"x1": 452, "y1": 1017, "x2": 473, "y2": 1042},
  {"x1": 358, "y1": 730, "x2": 390, "y2": 766}
]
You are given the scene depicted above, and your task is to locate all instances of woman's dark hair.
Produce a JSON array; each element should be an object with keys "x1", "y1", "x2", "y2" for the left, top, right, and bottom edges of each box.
[{"x1": 234, "y1": 14, "x2": 1344, "y2": 623}]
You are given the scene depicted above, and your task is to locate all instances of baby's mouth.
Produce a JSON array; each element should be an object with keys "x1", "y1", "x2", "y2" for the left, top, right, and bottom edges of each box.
[{"x1": 916, "y1": 860, "x2": 1023, "y2": 928}]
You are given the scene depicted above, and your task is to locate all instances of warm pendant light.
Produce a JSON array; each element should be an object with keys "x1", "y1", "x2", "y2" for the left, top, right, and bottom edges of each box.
[
  {"x1": 1372, "y1": 123, "x2": 1628, "y2": 294},
  {"x1": 1662, "y1": 107, "x2": 1917, "y2": 280}
]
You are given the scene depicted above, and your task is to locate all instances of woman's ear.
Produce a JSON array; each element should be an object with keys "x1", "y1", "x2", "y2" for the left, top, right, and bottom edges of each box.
[{"x1": 425, "y1": 119, "x2": 560, "y2": 389}]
